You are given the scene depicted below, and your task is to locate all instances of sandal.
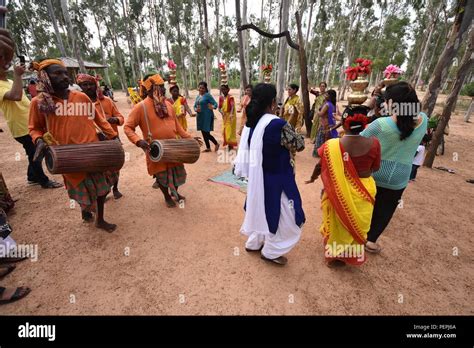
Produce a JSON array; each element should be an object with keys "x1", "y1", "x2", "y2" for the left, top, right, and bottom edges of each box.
[
  {"x1": 41, "y1": 180, "x2": 63, "y2": 189},
  {"x1": 261, "y1": 254, "x2": 288, "y2": 265},
  {"x1": 0, "y1": 286, "x2": 31, "y2": 305},
  {"x1": 0, "y1": 264, "x2": 16, "y2": 279},
  {"x1": 245, "y1": 245, "x2": 264, "y2": 252},
  {"x1": 365, "y1": 241, "x2": 382, "y2": 254}
]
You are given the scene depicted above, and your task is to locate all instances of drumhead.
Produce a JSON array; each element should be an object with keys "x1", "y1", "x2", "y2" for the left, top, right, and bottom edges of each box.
[{"x1": 149, "y1": 140, "x2": 163, "y2": 162}]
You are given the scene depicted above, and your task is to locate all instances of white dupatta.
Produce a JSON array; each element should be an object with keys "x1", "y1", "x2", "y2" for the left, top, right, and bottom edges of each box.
[{"x1": 234, "y1": 113, "x2": 279, "y2": 236}]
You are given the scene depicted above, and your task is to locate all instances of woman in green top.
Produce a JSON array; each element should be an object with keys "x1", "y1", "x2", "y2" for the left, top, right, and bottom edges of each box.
[{"x1": 360, "y1": 82, "x2": 427, "y2": 253}]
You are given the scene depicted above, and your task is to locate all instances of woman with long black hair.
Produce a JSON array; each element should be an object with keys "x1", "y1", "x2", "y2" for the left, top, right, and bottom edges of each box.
[
  {"x1": 360, "y1": 82, "x2": 428, "y2": 253},
  {"x1": 194, "y1": 81, "x2": 219, "y2": 152},
  {"x1": 234, "y1": 83, "x2": 305, "y2": 265}
]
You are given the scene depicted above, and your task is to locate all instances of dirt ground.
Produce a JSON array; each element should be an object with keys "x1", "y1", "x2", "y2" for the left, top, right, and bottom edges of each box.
[{"x1": 0, "y1": 88, "x2": 472, "y2": 315}]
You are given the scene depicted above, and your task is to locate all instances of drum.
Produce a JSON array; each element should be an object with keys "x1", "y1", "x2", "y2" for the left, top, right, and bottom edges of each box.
[
  {"x1": 149, "y1": 138, "x2": 200, "y2": 164},
  {"x1": 45, "y1": 140, "x2": 125, "y2": 174}
]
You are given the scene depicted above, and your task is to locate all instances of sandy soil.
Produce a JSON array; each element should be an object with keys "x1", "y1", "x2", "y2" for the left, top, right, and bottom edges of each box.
[{"x1": 0, "y1": 89, "x2": 472, "y2": 315}]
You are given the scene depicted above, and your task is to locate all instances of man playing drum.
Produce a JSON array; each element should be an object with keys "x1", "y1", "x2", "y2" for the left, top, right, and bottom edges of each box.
[
  {"x1": 29, "y1": 59, "x2": 118, "y2": 232},
  {"x1": 124, "y1": 73, "x2": 202, "y2": 208},
  {"x1": 77, "y1": 73, "x2": 125, "y2": 200}
]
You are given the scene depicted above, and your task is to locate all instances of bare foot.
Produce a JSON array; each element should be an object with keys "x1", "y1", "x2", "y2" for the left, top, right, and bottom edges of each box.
[
  {"x1": 113, "y1": 189, "x2": 123, "y2": 199},
  {"x1": 214, "y1": 143, "x2": 220, "y2": 152},
  {"x1": 95, "y1": 220, "x2": 117, "y2": 232},
  {"x1": 166, "y1": 198, "x2": 177, "y2": 208},
  {"x1": 82, "y1": 211, "x2": 94, "y2": 223},
  {"x1": 176, "y1": 193, "x2": 186, "y2": 201},
  {"x1": 202, "y1": 149, "x2": 211, "y2": 153}
]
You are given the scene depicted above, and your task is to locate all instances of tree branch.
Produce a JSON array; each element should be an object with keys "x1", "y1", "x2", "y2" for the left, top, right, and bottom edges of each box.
[{"x1": 237, "y1": 23, "x2": 300, "y2": 50}]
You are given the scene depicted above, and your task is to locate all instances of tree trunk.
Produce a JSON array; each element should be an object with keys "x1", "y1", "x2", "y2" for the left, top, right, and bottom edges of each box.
[
  {"x1": 215, "y1": 0, "x2": 221, "y2": 64},
  {"x1": 202, "y1": 0, "x2": 212, "y2": 89},
  {"x1": 286, "y1": 48, "x2": 292, "y2": 85},
  {"x1": 340, "y1": 0, "x2": 360, "y2": 101},
  {"x1": 295, "y1": 11, "x2": 311, "y2": 137},
  {"x1": 60, "y1": 0, "x2": 86, "y2": 73},
  {"x1": 242, "y1": 0, "x2": 249, "y2": 84},
  {"x1": 106, "y1": 1, "x2": 127, "y2": 91},
  {"x1": 120, "y1": 0, "x2": 137, "y2": 82},
  {"x1": 305, "y1": 0, "x2": 314, "y2": 43},
  {"x1": 421, "y1": 0, "x2": 473, "y2": 116},
  {"x1": 160, "y1": 0, "x2": 171, "y2": 58},
  {"x1": 424, "y1": 28, "x2": 474, "y2": 167},
  {"x1": 236, "y1": 0, "x2": 249, "y2": 92},
  {"x1": 46, "y1": 0, "x2": 67, "y2": 57},
  {"x1": 263, "y1": 0, "x2": 273, "y2": 67},
  {"x1": 258, "y1": 0, "x2": 265, "y2": 81},
  {"x1": 276, "y1": 0, "x2": 290, "y2": 104},
  {"x1": 92, "y1": 13, "x2": 111, "y2": 86},
  {"x1": 175, "y1": 7, "x2": 190, "y2": 98},
  {"x1": 464, "y1": 98, "x2": 474, "y2": 122},
  {"x1": 413, "y1": 2, "x2": 444, "y2": 88}
]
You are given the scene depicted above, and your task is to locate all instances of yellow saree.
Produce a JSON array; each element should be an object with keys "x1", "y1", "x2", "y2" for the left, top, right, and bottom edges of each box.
[
  {"x1": 172, "y1": 96, "x2": 188, "y2": 132},
  {"x1": 319, "y1": 138, "x2": 376, "y2": 265},
  {"x1": 221, "y1": 95, "x2": 237, "y2": 147}
]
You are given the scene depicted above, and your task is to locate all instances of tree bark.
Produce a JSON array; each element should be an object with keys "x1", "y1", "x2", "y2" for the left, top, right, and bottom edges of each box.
[
  {"x1": 295, "y1": 11, "x2": 311, "y2": 137},
  {"x1": 202, "y1": 0, "x2": 212, "y2": 89},
  {"x1": 421, "y1": 0, "x2": 473, "y2": 116},
  {"x1": 236, "y1": 0, "x2": 249, "y2": 92},
  {"x1": 464, "y1": 98, "x2": 473, "y2": 122},
  {"x1": 413, "y1": 1, "x2": 444, "y2": 88},
  {"x1": 175, "y1": 6, "x2": 190, "y2": 98},
  {"x1": 92, "y1": 13, "x2": 111, "y2": 86},
  {"x1": 46, "y1": 0, "x2": 67, "y2": 57},
  {"x1": 160, "y1": 0, "x2": 171, "y2": 58},
  {"x1": 106, "y1": 1, "x2": 127, "y2": 91},
  {"x1": 276, "y1": 0, "x2": 290, "y2": 104},
  {"x1": 60, "y1": 0, "x2": 86, "y2": 73},
  {"x1": 120, "y1": 0, "x2": 137, "y2": 82},
  {"x1": 424, "y1": 28, "x2": 474, "y2": 167},
  {"x1": 215, "y1": 0, "x2": 221, "y2": 64},
  {"x1": 258, "y1": 0, "x2": 265, "y2": 81},
  {"x1": 242, "y1": 0, "x2": 250, "y2": 84},
  {"x1": 263, "y1": 0, "x2": 273, "y2": 68}
]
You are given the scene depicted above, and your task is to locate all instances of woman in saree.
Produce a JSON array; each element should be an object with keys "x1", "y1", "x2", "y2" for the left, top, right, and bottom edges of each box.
[
  {"x1": 169, "y1": 84, "x2": 193, "y2": 132},
  {"x1": 238, "y1": 84, "x2": 252, "y2": 135},
  {"x1": 313, "y1": 89, "x2": 339, "y2": 157},
  {"x1": 309, "y1": 81, "x2": 327, "y2": 141},
  {"x1": 218, "y1": 84, "x2": 237, "y2": 150},
  {"x1": 306, "y1": 107, "x2": 381, "y2": 266}
]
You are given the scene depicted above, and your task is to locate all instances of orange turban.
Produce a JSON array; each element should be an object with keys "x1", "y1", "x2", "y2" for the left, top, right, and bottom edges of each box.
[
  {"x1": 31, "y1": 59, "x2": 65, "y2": 71},
  {"x1": 76, "y1": 73, "x2": 104, "y2": 100},
  {"x1": 76, "y1": 73, "x2": 97, "y2": 84},
  {"x1": 142, "y1": 74, "x2": 165, "y2": 91}
]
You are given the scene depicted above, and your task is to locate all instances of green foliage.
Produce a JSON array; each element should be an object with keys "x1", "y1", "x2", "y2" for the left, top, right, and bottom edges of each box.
[{"x1": 461, "y1": 82, "x2": 474, "y2": 97}]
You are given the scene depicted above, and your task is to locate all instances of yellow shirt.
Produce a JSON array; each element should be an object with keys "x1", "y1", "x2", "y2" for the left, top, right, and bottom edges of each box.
[{"x1": 0, "y1": 79, "x2": 30, "y2": 138}]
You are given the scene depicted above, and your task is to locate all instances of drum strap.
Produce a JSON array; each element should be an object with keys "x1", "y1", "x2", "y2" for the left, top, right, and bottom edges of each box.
[{"x1": 141, "y1": 102, "x2": 153, "y2": 143}]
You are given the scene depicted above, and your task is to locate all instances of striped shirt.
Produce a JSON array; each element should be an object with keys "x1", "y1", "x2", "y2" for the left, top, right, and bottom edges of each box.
[{"x1": 360, "y1": 113, "x2": 428, "y2": 190}]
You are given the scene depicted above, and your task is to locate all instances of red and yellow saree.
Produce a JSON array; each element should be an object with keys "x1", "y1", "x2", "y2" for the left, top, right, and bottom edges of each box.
[{"x1": 319, "y1": 138, "x2": 376, "y2": 265}]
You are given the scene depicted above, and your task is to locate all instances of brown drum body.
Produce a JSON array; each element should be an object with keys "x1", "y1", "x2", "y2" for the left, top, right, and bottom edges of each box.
[
  {"x1": 45, "y1": 140, "x2": 125, "y2": 174},
  {"x1": 149, "y1": 138, "x2": 200, "y2": 164}
]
